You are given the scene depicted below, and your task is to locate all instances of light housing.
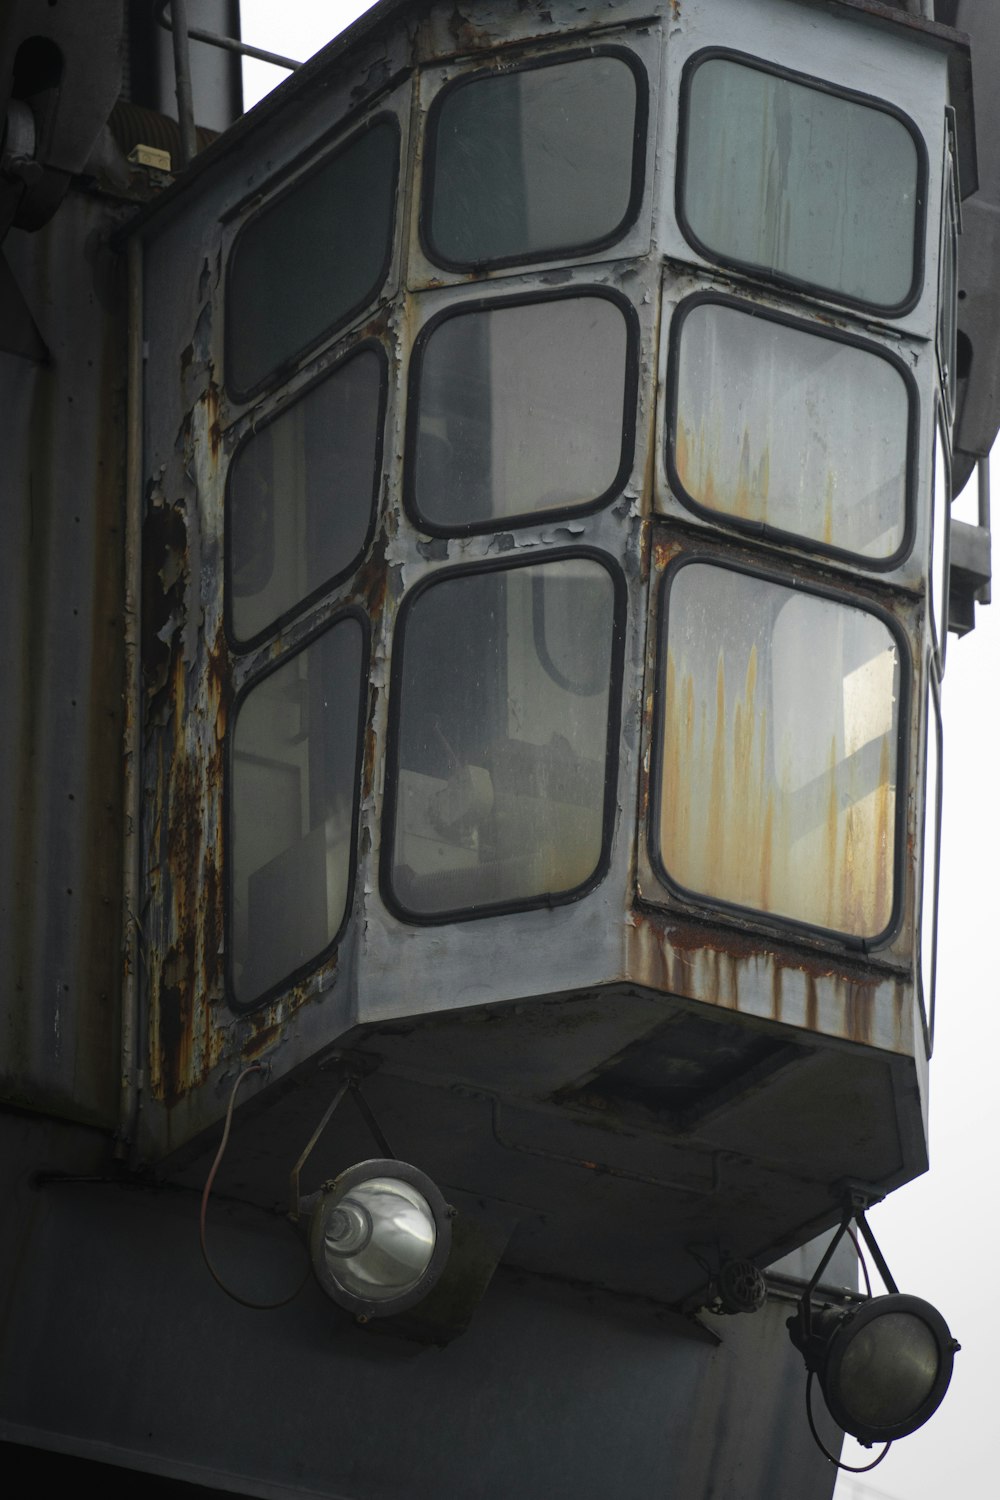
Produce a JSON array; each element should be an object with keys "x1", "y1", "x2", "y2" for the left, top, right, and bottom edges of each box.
[
  {"x1": 308, "y1": 1158, "x2": 452, "y2": 1318},
  {"x1": 792, "y1": 1292, "x2": 958, "y2": 1445}
]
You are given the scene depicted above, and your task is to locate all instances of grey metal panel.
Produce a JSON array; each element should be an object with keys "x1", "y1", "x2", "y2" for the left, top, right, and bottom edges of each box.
[
  {"x1": 0, "y1": 1112, "x2": 841, "y2": 1500},
  {"x1": 0, "y1": 189, "x2": 128, "y2": 1127}
]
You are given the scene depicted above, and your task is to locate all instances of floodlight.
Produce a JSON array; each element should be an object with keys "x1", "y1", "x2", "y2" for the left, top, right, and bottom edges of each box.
[
  {"x1": 788, "y1": 1292, "x2": 957, "y2": 1445},
  {"x1": 308, "y1": 1158, "x2": 452, "y2": 1318},
  {"x1": 786, "y1": 1194, "x2": 959, "y2": 1464}
]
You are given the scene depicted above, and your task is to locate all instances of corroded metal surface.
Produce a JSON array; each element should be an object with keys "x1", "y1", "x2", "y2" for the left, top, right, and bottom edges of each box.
[
  {"x1": 132, "y1": 0, "x2": 949, "y2": 1294},
  {"x1": 0, "y1": 189, "x2": 128, "y2": 1127}
]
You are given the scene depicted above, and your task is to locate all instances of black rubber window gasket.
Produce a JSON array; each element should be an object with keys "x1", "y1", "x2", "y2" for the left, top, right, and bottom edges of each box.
[
  {"x1": 648, "y1": 550, "x2": 911, "y2": 954},
  {"x1": 225, "y1": 113, "x2": 400, "y2": 405},
  {"x1": 223, "y1": 338, "x2": 389, "y2": 654},
  {"x1": 380, "y1": 548, "x2": 627, "y2": 926},
  {"x1": 225, "y1": 606, "x2": 370, "y2": 1013},
  {"x1": 403, "y1": 285, "x2": 639, "y2": 538},
  {"x1": 421, "y1": 46, "x2": 649, "y2": 274},
  {"x1": 675, "y1": 48, "x2": 928, "y2": 320},
  {"x1": 664, "y1": 290, "x2": 919, "y2": 572}
]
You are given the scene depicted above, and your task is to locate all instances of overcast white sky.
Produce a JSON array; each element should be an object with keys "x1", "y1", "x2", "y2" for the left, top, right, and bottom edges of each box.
[{"x1": 237, "y1": 6, "x2": 1000, "y2": 1496}]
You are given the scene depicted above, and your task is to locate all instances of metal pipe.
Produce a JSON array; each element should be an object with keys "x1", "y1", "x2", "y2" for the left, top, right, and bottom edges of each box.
[
  {"x1": 156, "y1": 2, "x2": 301, "y2": 72},
  {"x1": 169, "y1": 0, "x2": 198, "y2": 169},
  {"x1": 117, "y1": 234, "x2": 144, "y2": 1162},
  {"x1": 977, "y1": 454, "x2": 992, "y2": 604}
]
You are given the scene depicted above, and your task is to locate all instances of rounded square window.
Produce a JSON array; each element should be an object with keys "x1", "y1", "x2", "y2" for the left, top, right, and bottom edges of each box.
[
  {"x1": 226, "y1": 117, "x2": 399, "y2": 400},
  {"x1": 423, "y1": 50, "x2": 647, "y2": 270},
  {"x1": 677, "y1": 53, "x2": 925, "y2": 315},
  {"x1": 407, "y1": 292, "x2": 637, "y2": 534},
  {"x1": 383, "y1": 554, "x2": 624, "y2": 921},
  {"x1": 226, "y1": 345, "x2": 386, "y2": 647},
  {"x1": 228, "y1": 615, "x2": 367, "y2": 1008},
  {"x1": 654, "y1": 561, "x2": 905, "y2": 943},
  {"x1": 667, "y1": 297, "x2": 915, "y2": 565}
]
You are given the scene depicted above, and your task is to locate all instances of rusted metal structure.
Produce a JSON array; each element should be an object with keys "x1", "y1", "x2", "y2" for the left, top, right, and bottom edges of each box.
[{"x1": 0, "y1": 0, "x2": 994, "y2": 1495}]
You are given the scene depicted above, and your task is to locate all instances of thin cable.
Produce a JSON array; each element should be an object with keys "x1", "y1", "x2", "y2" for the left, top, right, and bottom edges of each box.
[
  {"x1": 200, "y1": 1063, "x2": 311, "y2": 1310},
  {"x1": 847, "y1": 1223, "x2": 873, "y2": 1299},
  {"x1": 805, "y1": 1373, "x2": 891, "y2": 1473}
]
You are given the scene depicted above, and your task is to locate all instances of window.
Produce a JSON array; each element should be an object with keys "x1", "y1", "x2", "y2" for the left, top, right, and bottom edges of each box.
[
  {"x1": 668, "y1": 298, "x2": 913, "y2": 563},
  {"x1": 383, "y1": 555, "x2": 623, "y2": 920},
  {"x1": 407, "y1": 292, "x2": 636, "y2": 533},
  {"x1": 678, "y1": 54, "x2": 924, "y2": 313},
  {"x1": 655, "y1": 562, "x2": 904, "y2": 942},
  {"x1": 226, "y1": 346, "x2": 386, "y2": 646},
  {"x1": 228, "y1": 616, "x2": 366, "y2": 1007},
  {"x1": 423, "y1": 51, "x2": 646, "y2": 269},
  {"x1": 226, "y1": 117, "x2": 398, "y2": 399}
]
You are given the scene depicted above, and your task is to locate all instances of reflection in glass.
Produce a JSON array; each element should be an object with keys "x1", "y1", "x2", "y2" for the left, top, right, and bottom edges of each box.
[
  {"x1": 427, "y1": 55, "x2": 640, "y2": 266},
  {"x1": 388, "y1": 559, "x2": 617, "y2": 917},
  {"x1": 228, "y1": 349, "x2": 384, "y2": 642},
  {"x1": 672, "y1": 302, "x2": 909, "y2": 558},
  {"x1": 659, "y1": 565, "x2": 900, "y2": 936},
  {"x1": 681, "y1": 59, "x2": 920, "y2": 308},
  {"x1": 227, "y1": 119, "x2": 397, "y2": 395},
  {"x1": 230, "y1": 619, "x2": 364, "y2": 1004},
  {"x1": 413, "y1": 297, "x2": 630, "y2": 530}
]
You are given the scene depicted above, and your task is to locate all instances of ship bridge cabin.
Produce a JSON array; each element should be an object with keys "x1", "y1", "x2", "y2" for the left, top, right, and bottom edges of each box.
[{"x1": 133, "y1": 0, "x2": 971, "y2": 1312}]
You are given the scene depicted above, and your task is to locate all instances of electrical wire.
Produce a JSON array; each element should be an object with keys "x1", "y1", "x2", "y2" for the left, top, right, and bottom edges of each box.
[
  {"x1": 200, "y1": 1063, "x2": 312, "y2": 1310},
  {"x1": 805, "y1": 1373, "x2": 891, "y2": 1474},
  {"x1": 847, "y1": 1223, "x2": 873, "y2": 1299}
]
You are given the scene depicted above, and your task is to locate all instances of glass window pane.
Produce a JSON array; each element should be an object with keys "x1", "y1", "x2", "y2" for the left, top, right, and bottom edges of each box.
[
  {"x1": 412, "y1": 296, "x2": 631, "y2": 531},
  {"x1": 227, "y1": 119, "x2": 398, "y2": 397},
  {"x1": 681, "y1": 58, "x2": 921, "y2": 309},
  {"x1": 228, "y1": 348, "x2": 384, "y2": 643},
  {"x1": 658, "y1": 565, "x2": 900, "y2": 938},
  {"x1": 387, "y1": 558, "x2": 618, "y2": 917},
  {"x1": 426, "y1": 54, "x2": 641, "y2": 267},
  {"x1": 671, "y1": 301, "x2": 910, "y2": 559},
  {"x1": 230, "y1": 619, "x2": 364, "y2": 1005}
]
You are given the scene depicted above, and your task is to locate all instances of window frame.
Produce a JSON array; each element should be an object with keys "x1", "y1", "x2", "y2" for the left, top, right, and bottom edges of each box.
[
  {"x1": 917, "y1": 662, "x2": 943, "y2": 1056},
  {"x1": 403, "y1": 285, "x2": 640, "y2": 538},
  {"x1": 224, "y1": 606, "x2": 371, "y2": 1013},
  {"x1": 664, "y1": 290, "x2": 920, "y2": 572},
  {"x1": 419, "y1": 46, "x2": 650, "y2": 274},
  {"x1": 648, "y1": 552, "x2": 912, "y2": 953},
  {"x1": 223, "y1": 337, "x2": 389, "y2": 653},
  {"x1": 379, "y1": 548, "x2": 627, "y2": 926},
  {"x1": 224, "y1": 112, "x2": 401, "y2": 405},
  {"x1": 675, "y1": 48, "x2": 929, "y2": 320},
  {"x1": 929, "y1": 401, "x2": 951, "y2": 674}
]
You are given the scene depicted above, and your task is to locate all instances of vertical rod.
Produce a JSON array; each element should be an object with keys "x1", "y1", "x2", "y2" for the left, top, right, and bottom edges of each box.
[
  {"x1": 117, "y1": 234, "x2": 144, "y2": 1161},
  {"x1": 170, "y1": 0, "x2": 198, "y2": 168},
  {"x1": 977, "y1": 455, "x2": 992, "y2": 604}
]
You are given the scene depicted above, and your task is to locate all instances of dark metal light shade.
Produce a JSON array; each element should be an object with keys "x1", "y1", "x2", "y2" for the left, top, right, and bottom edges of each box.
[
  {"x1": 309, "y1": 1159, "x2": 452, "y2": 1318},
  {"x1": 812, "y1": 1294, "x2": 958, "y2": 1445}
]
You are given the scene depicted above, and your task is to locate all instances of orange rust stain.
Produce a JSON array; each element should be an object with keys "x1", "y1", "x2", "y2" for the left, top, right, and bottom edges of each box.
[
  {"x1": 823, "y1": 470, "x2": 834, "y2": 546},
  {"x1": 844, "y1": 980, "x2": 874, "y2": 1045},
  {"x1": 675, "y1": 419, "x2": 772, "y2": 523},
  {"x1": 652, "y1": 534, "x2": 683, "y2": 572},
  {"x1": 705, "y1": 650, "x2": 727, "y2": 885},
  {"x1": 658, "y1": 632, "x2": 895, "y2": 937},
  {"x1": 243, "y1": 1020, "x2": 282, "y2": 1059}
]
